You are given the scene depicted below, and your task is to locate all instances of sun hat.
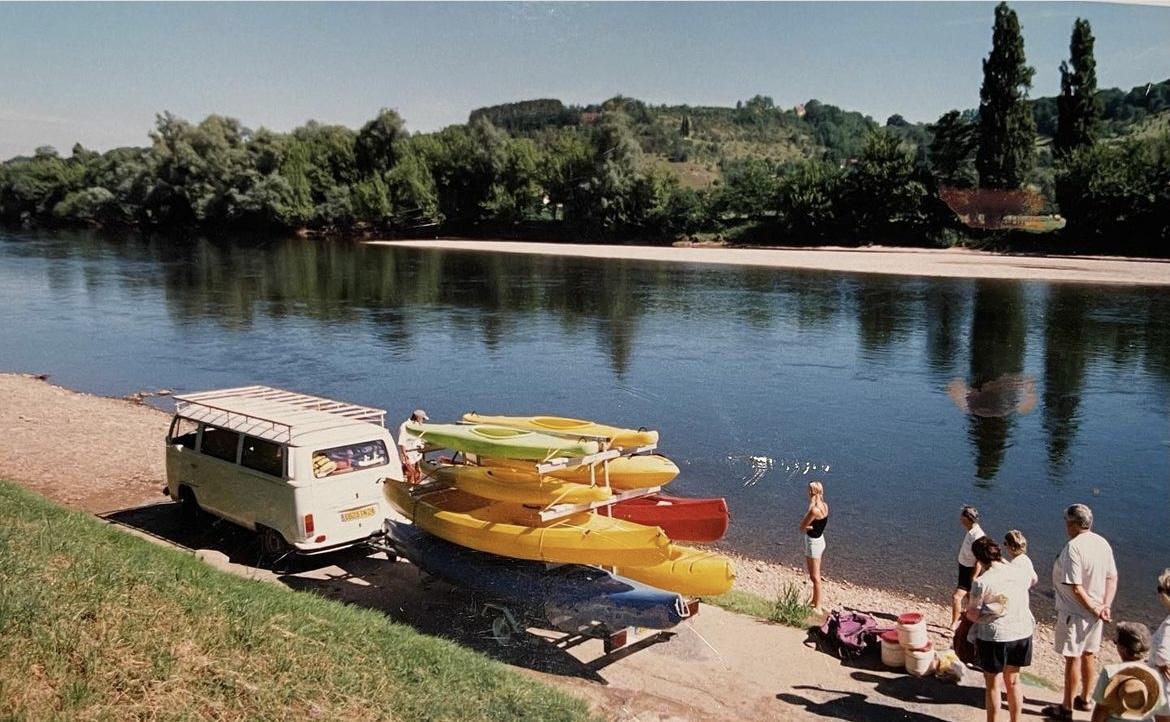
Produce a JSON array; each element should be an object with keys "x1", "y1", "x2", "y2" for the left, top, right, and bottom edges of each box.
[{"x1": 1101, "y1": 664, "x2": 1163, "y2": 720}]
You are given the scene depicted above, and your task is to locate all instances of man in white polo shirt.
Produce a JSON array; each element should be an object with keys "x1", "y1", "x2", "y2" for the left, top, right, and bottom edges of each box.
[{"x1": 1043, "y1": 503, "x2": 1118, "y2": 721}]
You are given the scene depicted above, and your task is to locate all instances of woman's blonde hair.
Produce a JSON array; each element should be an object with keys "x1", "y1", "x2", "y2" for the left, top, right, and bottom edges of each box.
[
  {"x1": 1004, "y1": 529, "x2": 1028, "y2": 555},
  {"x1": 1158, "y1": 569, "x2": 1170, "y2": 601},
  {"x1": 808, "y1": 481, "x2": 824, "y2": 497}
]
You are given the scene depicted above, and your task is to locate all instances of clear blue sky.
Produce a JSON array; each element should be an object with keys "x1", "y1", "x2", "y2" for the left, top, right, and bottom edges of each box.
[{"x1": 1, "y1": 2, "x2": 1167, "y2": 159}]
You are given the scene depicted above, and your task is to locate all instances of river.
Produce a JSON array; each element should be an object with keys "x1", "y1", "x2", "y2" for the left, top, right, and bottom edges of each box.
[{"x1": 1, "y1": 229, "x2": 1167, "y2": 622}]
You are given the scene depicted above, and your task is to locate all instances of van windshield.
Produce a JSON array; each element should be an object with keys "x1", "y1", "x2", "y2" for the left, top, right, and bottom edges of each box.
[{"x1": 313, "y1": 440, "x2": 389, "y2": 478}]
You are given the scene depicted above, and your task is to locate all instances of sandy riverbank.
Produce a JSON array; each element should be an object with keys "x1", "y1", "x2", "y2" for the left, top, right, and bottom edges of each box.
[
  {"x1": 2, "y1": 372, "x2": 1101, "y2": 720},
  {"x1": 368, "y1": 239, "x2": 1170, "y2": 286}
]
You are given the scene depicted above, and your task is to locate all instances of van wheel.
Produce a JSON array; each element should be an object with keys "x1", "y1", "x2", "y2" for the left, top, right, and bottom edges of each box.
[
  {"x1": 258, "y1": 526, "x2": 292, "y2": 567},
  {"x1": 177, "y1": 486, "x2": 202, "y2": 527}
]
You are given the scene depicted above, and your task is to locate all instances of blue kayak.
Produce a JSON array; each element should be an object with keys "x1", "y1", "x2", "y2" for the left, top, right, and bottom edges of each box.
[{"x1": 385, "y1": 521, "x2": 688, "y2": 633}]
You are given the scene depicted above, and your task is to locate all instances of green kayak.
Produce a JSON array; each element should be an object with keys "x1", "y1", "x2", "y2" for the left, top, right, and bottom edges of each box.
[{"x1": 406, "y1": 422, "x2": 600, "y2": 460}]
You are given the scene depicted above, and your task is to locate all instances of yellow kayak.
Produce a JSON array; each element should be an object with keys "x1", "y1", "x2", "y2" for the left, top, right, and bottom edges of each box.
[
  {"x1": 462, "y1": 413, "x2": 659, "y2": 449},
  {"x1": 478, "y1": 454, "x2": 680, "y2": 490},
  {"x1": 384, "y1": 480, "x2": 670, "y2": 567},
  {"x1": 420, "y1": 461, "x2": 611, "y2": 506},
  {"x1": 614, "y1": 546, "x2": 736, "y2": 597}
]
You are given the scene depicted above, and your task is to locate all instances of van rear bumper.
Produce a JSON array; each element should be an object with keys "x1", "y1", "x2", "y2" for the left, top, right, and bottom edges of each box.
[{"x1": 292, "y1": 530, "x2": 385, "y2": 556}]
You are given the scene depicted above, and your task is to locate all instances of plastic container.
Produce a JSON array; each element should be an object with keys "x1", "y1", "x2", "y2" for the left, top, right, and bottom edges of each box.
[
  {"x1": 880, "y1": 630, "x2": 904, "y2": 668},
  {"x1": 896, "y1": 612, "x2": 928, "y2": 649},
  {"x1": 905, "y1": 642, "x2": 935, "y2": 677}
]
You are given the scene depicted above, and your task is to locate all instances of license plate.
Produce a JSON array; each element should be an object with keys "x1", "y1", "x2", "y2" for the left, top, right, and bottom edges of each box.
[{"x1": 340, "y1": 505, "x2": 376, "y2": 522}]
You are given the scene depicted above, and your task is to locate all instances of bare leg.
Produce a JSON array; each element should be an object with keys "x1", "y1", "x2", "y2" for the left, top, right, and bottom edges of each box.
[
  {"x1": 1003, "y1": 667, "x2": 1021, "y2": 722},
  {"x1": 1079, "y1": 653, "x2": 1096, "y2": 704},
  {"x1": 1063, "y1": 655, "x2": 1078, "y2": 711},
  {"x1": 983, "y1": 671, "x2": 1001, "y2": 722},
  {"x1": 806, "y1": 556, "x2": 822, "y2": 609},
  {"x1": 952, "y1": 588, "x2": 967, "y2": 629}
]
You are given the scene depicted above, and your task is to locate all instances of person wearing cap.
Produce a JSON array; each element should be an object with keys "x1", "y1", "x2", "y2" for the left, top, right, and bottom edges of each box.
[
  {"x1": 1088, "y1": 622, "x2": 1168, "y2": 722},
  {"x1": 952, "y1": 504, "x2": 986, "y2": 634},
  {"x1": 397, "y1": 409, "x2": 428, "y2": 483},
  {"x1": 1044, "y1": 503, "x2": 1119, "y2": 721}
]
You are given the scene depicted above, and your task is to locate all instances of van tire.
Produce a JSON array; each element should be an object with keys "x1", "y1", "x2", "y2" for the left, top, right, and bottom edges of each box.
[
  {"x1": 177, "y1": 486, "x2": 202, "y2": 527},
  {"x1": 258, "y1": 526, "x2": 292, "y2": 563}
]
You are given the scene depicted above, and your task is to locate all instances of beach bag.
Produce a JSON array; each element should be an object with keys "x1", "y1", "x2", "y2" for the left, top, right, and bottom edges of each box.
[
  {"x1": 953, "y1": 616, "x2": 977, "y2": 665},
  {"x1": 818, "y1": 610, "x2": 881, "y2": 660}
]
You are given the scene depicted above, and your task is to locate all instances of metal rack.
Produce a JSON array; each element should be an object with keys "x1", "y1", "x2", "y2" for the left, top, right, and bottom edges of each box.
[{"x1": 173, "y1": 385, "x2": 386, "y2": 443}]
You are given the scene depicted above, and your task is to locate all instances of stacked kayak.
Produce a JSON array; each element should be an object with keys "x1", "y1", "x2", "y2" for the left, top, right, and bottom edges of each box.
[
  {"x1": 477, "y1": 454, "x2": 681, "y2": 491},
  {"x1": 384, "y1": 480, "x2": 670, "y2": 567},
  {"x1": 392, "y1": 414, "x2": 735, "y2": 598},
  {"x1": 461, "y1": 413, "x2": 659, "y2": 449},
  {"x1": 420, "y1": 460, "x2": 611, "y2": 506},
  {"x1": 609, "y1": 494, "x2": 731, "y2": 543},
  {"x1": 386, "y1": 521, "x2": 690, "y2": 633},
  {"x1": 405, "y1": 421, "x2": 599, "y2": 460}
]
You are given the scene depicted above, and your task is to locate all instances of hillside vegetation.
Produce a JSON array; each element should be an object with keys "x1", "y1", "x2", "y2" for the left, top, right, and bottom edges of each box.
[{"x1": 1, "y1": 77, "x2": 1166, "y2": 252}]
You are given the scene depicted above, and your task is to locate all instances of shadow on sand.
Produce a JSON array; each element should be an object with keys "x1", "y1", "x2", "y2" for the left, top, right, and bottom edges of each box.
[{"x1": 101, "y1": 501, "x2": 674, "y2": 683}]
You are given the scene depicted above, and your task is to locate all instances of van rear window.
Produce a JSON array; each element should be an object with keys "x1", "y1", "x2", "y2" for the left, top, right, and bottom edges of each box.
[
  {"x1": 313, "y1": 440, "x2": 389, "y2": 478},
  {"x1": 242, "y1": 436, "x2": 285, "y2": 478}
]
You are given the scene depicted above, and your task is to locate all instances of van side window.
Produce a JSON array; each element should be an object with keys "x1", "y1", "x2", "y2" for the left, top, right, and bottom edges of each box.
[
  {"x1": 241, "y1": 436, "x2": 284, "y2": 478},
  {"x1": 170, "y1": 417, "x2": 199, "y2": 450},
  {"x1": 200, "y1": 425, "x2": 240, "y2": 463}
]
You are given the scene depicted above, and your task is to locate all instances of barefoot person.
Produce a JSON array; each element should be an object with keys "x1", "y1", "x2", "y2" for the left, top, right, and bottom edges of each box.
[
  {"x1": 953, "y1": 505, "x2": 985, "y2": 633},
  {"x1": 799, "y1": 481, "x2": 829, "y2": 612},
  {"x1": 1044, "y1": 503, "x2": 1119, "y2": 721},
  {"x1": 1089, "y1": 622, "x2": 1168, "y2": 722},
  {"x1": 967, "y1": 536, "x2": 1035, "y2": 722}
]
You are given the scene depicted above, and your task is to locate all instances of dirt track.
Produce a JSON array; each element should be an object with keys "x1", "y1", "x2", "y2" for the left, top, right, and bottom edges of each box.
[{"x1": 2, "y1": 373, "x2": 1075, "y2": 721}]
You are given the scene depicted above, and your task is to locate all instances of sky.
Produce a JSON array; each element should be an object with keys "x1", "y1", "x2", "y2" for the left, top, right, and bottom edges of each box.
[{"x1": 1, "y1": 1, "x2": 1168, "y2": 160}]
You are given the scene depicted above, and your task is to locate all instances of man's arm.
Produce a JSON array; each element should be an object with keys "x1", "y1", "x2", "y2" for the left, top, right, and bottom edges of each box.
[
  {"x1": 1101, "y1": 574, "x2": 1117, "y2": 621},
  {"x1": 1068, "y1": 583, "x2": 1108, "y2": 620}
]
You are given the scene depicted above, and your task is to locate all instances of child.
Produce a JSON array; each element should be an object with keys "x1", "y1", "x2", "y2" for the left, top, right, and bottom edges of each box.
[{"x1": 1089, "y1": 622, "x2": 1168, "y2": 722}]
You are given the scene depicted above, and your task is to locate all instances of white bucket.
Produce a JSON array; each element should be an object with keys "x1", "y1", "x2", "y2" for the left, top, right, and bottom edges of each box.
[
  {"x1": 880, "y1": 634, "x2": 905, "y2": 668},
  {"x1": 904, "y1": 642, "x2": 935, "y2": 677},
  {"x1": 897, "y1": 612, "x2": 928, "y2": 649}
]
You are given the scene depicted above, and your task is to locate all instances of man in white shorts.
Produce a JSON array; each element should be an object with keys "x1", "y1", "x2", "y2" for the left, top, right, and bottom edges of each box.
[
  {"x1": 397, "y1": 408, "x2": 428, "y2": 483},
  {"x1": 1043, "y1": 503, "x2": 1118, "y2": 721}
]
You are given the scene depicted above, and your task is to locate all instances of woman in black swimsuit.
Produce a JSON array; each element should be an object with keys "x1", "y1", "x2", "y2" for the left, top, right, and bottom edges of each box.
[{"x1": 800, "y1": 481, "x2": 830, "y2": 611}]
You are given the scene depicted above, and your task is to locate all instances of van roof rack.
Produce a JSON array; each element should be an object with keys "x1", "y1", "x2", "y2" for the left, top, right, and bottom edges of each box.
[{"x1": 173, "y1": 386, "x2": 386, "y2": 444}]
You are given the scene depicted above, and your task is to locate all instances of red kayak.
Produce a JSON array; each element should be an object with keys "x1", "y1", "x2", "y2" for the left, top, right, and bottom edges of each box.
[{"x1": 609, "y1": 494, "x2": 730, "y2": 543}]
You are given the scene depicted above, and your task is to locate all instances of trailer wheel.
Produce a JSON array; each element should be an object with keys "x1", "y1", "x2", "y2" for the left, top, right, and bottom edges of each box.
[{"x1": 484, "y1": 604, "x2": 523, "y2": 647}]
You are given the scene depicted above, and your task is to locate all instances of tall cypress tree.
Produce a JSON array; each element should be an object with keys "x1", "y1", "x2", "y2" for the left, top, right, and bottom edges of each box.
[
  {"x1": 1055, "y1": 18, "x2": 1101, "y2": 155},
  {"x1": 976, "y1": 2, "x2": 1036, "y2": 190}
]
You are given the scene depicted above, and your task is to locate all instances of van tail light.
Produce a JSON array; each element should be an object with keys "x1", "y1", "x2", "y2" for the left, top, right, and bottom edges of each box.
[
  {"x1": 304, "y1": 514, "x2": 315, "y2": 535},
  {"x1": 314, "y1": 535, "x2": 326, "y2": 543}
]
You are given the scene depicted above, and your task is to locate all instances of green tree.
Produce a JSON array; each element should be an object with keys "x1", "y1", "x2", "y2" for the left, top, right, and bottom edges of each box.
[
  {"x1": 775, "y1": 160, "x2": 842, "y2": 242},
  {"x1": 841, "y1": 131, "x2": 931, "y2": 243},
  {"x1": 1055, "y1": 18, "x2": 1101, "y2": 155},
  {"x1": 355, "y1": 108, "x2": 408, "y2": 175},
  {"x1": 976, "y1": 2, "x2": 1036, "y2": 189},
  {"x1": 929, "y1": 110, "x2": 978, "y2": 188}
]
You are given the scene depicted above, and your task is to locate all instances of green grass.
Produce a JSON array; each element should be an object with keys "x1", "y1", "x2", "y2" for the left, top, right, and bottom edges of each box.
[
  {"x1": 0, "y1": 481, "x2": 594, "y2": 722},
  {"x1": 706, "y1": 582, "x2": 814, "y2": 628}
]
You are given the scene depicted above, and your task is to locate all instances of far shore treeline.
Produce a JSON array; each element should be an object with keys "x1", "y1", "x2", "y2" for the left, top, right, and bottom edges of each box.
[{"x1": 2, "y1": 3, "x2": 1167, "y2": 255}]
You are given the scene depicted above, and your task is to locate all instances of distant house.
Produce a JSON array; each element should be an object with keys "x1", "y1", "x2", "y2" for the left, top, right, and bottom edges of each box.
[
  {"x1": 580, "y1": 111, "x2": 603, "y2": 125},
  {"x1": 794, "y1": 104, "x2": 807, "y2": 118}
]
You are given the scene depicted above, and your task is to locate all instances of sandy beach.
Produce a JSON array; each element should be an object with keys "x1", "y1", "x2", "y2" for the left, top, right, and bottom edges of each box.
[
  {"x1": 2, "y1": 372, "x2": 1122, "y2": 721},
  {"x1": 368, "y1": 239, "x2": 1170, "y2": 286}
]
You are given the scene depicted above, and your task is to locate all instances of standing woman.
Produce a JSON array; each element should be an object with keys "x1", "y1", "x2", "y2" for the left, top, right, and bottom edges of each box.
[
  {"x1": 1151, "y1": 569, "x2": 1170, "y2": 722},
  {"x1": 800, "y1": 481, "x2": 830, "y2": 612},
  {"x1": 967, "y1": 537, "x2": 1034, "y2": 722}
]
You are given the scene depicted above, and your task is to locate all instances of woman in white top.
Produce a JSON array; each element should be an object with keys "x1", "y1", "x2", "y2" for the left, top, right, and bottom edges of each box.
[
  {"x1": 953, "y1": 505, "x2": 986, "y2": 632},
  {"x1": 967, "y1": 536, "x2": 1034, "y2": 722},
  {"x1": 1004, "y1": 529, "x2": 1038, "y2": 588}
]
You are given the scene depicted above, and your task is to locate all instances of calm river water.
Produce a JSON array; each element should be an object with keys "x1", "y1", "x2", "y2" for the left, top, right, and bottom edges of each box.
[{"x1": 2, "y1": 229, "x2": 1168, "y2": 621}]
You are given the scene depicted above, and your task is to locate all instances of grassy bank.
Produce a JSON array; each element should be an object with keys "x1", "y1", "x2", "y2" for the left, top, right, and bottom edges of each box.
[{"x1": 0, "y1": 482, "x2": 593, "y2": 721}]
